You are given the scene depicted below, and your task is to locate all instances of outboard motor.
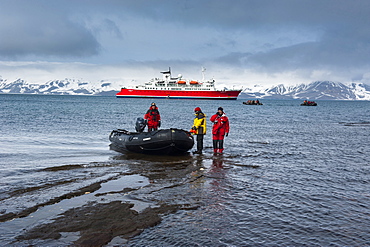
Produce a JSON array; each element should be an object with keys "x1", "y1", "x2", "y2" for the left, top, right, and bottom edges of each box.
[{"x1": 135, "y1": 117, "x2": 146, "y2": 133}]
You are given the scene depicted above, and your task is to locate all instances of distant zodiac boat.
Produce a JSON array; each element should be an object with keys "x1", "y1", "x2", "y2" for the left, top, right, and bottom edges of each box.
[
  {"x1": 243, "y1": 100, "x2": 263, "y2": 105},
  {"x1": 301, "y1": 100, "x2": 317, "y2": 106},
  {"x1": 116, "y1": 67, "x2": 242, "y2": 100},
  {"x1": 109, "y1": 128, "x2": 194, "y2": 155}
]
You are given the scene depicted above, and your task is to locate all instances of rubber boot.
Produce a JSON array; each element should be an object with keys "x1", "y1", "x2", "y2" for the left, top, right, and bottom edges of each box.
[
  {"x1": 218, "y1": 149, "x2": 224, "y2": 154},
  {"x1": 213, "y1": 149, "x2": 218, "y2": 154}
]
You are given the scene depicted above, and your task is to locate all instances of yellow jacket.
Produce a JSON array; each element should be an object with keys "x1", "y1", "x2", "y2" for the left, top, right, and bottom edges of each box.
[{"x1": 192, "y1": 112, "x2": 206, "y2": 135}]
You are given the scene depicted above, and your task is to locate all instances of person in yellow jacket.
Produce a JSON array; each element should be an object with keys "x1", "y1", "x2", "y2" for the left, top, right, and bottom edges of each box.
[{"x1": 191, "y1": 107, "x2": 206, "y2": 154}]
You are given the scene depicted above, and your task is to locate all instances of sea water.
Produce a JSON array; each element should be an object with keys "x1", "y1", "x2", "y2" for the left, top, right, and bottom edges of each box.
[{"x1": 0, "y1": 94, "x2": 369, "y2": 246}]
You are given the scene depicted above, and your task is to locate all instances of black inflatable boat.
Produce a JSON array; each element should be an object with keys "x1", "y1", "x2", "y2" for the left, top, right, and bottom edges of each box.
[
  {"x1": 300, "y1": 101, "x2": 317, "y2": 106},
  {"x1": 109, "y1": 128, "x2": 194, "y2": 155},
  {"x1": 243, "y1": 101, "x2": 263, "y2": 105}
]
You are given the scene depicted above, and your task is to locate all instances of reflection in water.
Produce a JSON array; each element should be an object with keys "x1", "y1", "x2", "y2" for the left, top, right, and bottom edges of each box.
[
  {"x1": 189, "y1": 156, "x2": 206, "y2": 190},
  {"x1": 207, "y1": 156, "x2": 228, "y2": 215},
  {"x1": 212, "y1": 155, "x2": 224, "y2": 169},
  {"x1": 111, "y1": 151, "x2": 193, "y2": 163}
]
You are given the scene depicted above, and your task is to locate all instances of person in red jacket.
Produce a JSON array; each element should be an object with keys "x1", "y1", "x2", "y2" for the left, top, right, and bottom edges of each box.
[
  {"x1": 210, "y1": 107, "x2": 229, "y2": 154},
  {"x1": 144, "y1": 102, "x2": 161, "y2": 132}
]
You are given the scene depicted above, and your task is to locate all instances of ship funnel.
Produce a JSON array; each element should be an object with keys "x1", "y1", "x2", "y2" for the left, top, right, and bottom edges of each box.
[{"x1": 160, "y1": 67, "x2": 171, "y2": 81}]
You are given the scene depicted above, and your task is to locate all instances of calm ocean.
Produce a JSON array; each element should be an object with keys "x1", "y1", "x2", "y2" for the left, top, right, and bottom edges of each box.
[{"x1": 0, "y1": 94, "x2": 369, "y2": 246}]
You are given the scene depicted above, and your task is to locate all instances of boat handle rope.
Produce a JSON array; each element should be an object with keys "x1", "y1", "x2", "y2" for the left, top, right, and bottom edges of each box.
[{"x1": 139, "y1": 143, "x2": 187, "y2": 152}]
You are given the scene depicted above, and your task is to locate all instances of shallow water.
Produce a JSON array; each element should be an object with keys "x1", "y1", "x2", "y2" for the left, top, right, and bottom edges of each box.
[{"x1": 0, "y1": 94, "x2": 369, "y2": 246}]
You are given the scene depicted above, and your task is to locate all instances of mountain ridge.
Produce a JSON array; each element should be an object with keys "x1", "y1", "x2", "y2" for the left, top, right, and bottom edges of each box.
[
  {"x1": 241, "y1": 81, "x2": 370, "y2": 100},
  {"x1": 0, "y1": 77, "x2": 119, "y2": 96},
  {"x1": 1, "y1": 77, "x2": 370, "y2": 100}
]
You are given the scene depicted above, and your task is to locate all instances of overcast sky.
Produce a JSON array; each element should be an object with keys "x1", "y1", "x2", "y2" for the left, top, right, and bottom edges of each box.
[{"x1": 1, "y1": 0, "x2": 370, "y2": 87}]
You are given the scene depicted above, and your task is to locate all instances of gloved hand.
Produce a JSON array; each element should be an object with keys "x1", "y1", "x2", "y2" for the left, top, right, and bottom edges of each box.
[
  {"x1": 144, "y1": 119, "x2": 148, "y2": 125},
  {"x1": 225, "y1": 132, "x2": 229, "y2": 137},
  {"x1": 158, "y1": 121, "x2": 161, "y2": 128}
]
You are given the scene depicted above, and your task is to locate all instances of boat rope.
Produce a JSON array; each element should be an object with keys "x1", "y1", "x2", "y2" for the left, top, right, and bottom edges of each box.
[{"x1": 139, "y1": 143, "x2": 187, "y2": 152}]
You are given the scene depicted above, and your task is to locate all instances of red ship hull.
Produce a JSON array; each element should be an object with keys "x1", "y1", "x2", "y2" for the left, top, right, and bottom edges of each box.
[{"x1": 116, "y1": 88, "x2": 241, "y2": 100}]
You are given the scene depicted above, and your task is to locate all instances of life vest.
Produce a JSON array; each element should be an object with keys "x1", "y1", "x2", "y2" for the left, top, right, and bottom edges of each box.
[
  {"x1": 192, "y1": 112, "x2": 207, "y2": 135},
  {"x1": 144, "y1": 107, "x2": 161, "y2": 127},
  {"x1": 210, "y1": 113, "x2": 229, "y2": 135}
]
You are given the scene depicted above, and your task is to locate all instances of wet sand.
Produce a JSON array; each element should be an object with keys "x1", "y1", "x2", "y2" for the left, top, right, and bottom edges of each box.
[
  {"x1": 17, "y1": 200, "x2": 195, "y2": 246},
  {"x1": 0, "y1": 176, "x2": 110, "y2": 223},
  {"x1": 4, "y1": 156, "x2": 204, "y2": 246}
]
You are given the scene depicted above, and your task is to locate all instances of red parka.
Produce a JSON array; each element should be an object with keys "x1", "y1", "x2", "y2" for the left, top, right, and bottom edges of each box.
[
  {"x1": 144, "y1": 106, "x2": 161, "y2": 129},
  {"x1": 210, "y1": 113, "x2": 229, "y2": 136}
]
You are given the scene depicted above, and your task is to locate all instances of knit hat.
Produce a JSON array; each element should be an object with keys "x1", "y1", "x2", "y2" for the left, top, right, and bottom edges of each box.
[
  {"x1": 218, "y1": 107, "x2": 223, "y2": 111},
  {"x1": 194, "y1": 107, "x2": 201, "y2": 112},
  {"x1": 151, "y1": 102, "x2": 156, "y2": 106}
]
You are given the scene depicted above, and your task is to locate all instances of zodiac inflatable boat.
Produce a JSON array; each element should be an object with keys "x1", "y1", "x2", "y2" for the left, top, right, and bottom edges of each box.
[{"x1": 109, "y1": 128, "x2": 194, "y2": 155}]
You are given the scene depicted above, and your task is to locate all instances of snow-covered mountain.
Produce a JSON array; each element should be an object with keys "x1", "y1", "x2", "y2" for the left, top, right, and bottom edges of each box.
[
  {"x1": 241, "y1": 81, "x2": 370, "y2": 100},
  {"x1": 1, "y1": 77, "x2": 370, "y2": 100},
  {"x1": 0, "y1": 77, "x2": 119, "y2": 96}
]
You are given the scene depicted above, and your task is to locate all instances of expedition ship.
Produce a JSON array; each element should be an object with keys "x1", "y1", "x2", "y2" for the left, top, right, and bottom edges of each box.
[{"x1": 116, "y1": 68, "x2": 241, "y2": 100}]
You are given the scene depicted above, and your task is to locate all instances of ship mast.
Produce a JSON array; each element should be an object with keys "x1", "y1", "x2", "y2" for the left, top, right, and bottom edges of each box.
[{"x1": 201, "y1": 67, "x2": 206, "y2": 82}]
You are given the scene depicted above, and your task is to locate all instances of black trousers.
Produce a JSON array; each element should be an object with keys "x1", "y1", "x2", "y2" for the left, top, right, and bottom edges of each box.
[
  {"x1": 196, "y1": 134, "x2": 204, "y2": 151},
  {"x1": 213, "y1": 139, "x2": 224, "y2": 150}
]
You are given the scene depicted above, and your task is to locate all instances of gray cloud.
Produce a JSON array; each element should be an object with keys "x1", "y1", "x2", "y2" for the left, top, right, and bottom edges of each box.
[
  {"x1": 1, "y1": 0, "x2": 370, "y2": 84},
  {"x1": 0, "y1": 1, "x2": 100, "y2": 59},
  {"x1": 217, "y1": 24, "x2": 370, "y2": 74}
]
